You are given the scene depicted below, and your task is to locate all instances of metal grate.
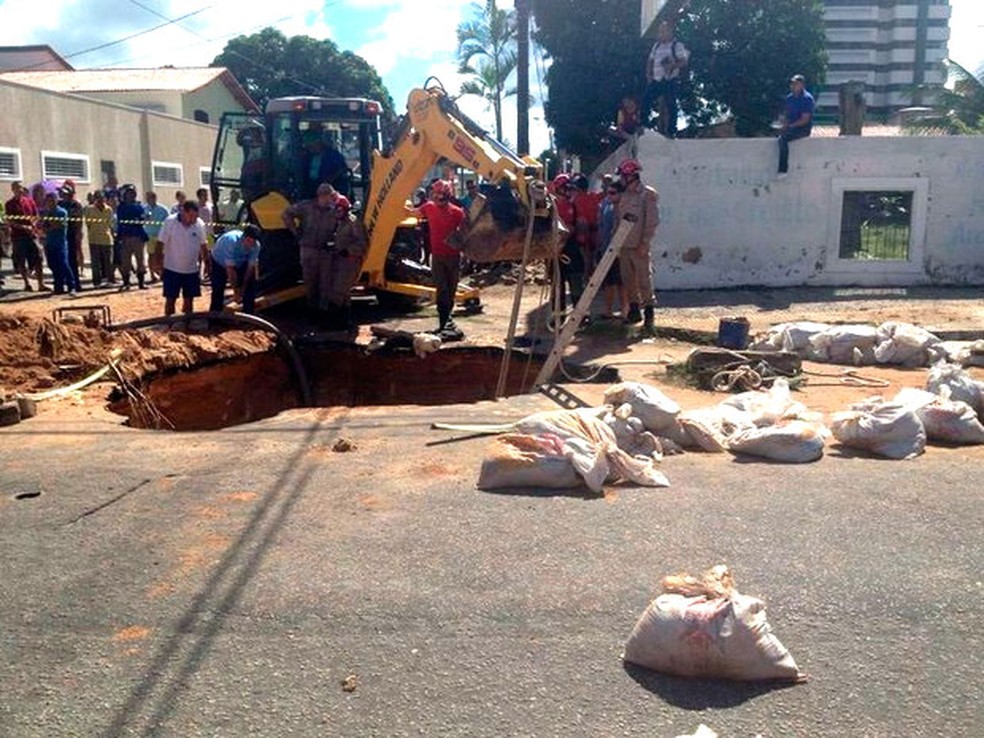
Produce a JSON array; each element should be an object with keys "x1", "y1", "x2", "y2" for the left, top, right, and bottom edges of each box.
[
  {"x1": 152, "y1": 162, "x2": 183, "y2": 187},
  {"x1": 839, "y1": 190, "x2": 913, "y2": 261},
  {"x1": 0, "y1": 148, "x2": 20, "y2": 179},
  {"x1": 42, "y1": 152, "x2": 89, "y2": 181}
]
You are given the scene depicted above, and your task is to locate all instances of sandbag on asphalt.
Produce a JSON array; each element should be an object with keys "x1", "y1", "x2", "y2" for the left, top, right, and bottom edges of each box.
[
  {"x1": 874, "y1": 321, "x2": 945, "y2": 367},
  {"x1": 830, "y1": 401, "x2": 926, "y2": 459},
  {"x1": 719, "y1": 377, "x2": 813, "y2": 427},
  {"x1": 477, "y1": 409, "x2": 670, "y2": 492},
  {"x1": 727, "y1": 420, "x2": 827, "y2": 463},
  {"x1": 623, "y1": 565, "x2": 805, "y2": 682},
  {"x1": 941, "y1": 339, "x2": 984, "y2": 368},
  {"x1": 676, "y1": 404, "x2": 755, "y2": 452},
  {"x1": 599, "y1": 403, "x2": 666, "y2": 461},
  {"x1": 603, "y1": 381, "x2": 681, "y2": 434},
  {"x1": 895, "y1": 387, "x2": 984, "y2": 445},
  {"x1": 925, "y1": 361, "x2": 983, "y2": 418}
]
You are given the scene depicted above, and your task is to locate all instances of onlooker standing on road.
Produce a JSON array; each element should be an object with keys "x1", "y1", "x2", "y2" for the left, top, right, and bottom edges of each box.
[
  {"x1": 5, "y1": 181, "x2": 45, "y2": 292},
  {"x1": 82, "y1": 190, "x2": 114, "y2": 287},
  {"x1": 159, "y1": 201, "x2": 208, "y2": 317},
  {"x1": 208, "y1": 224, "x2": 262, "y2": 315},
  {"x1": 170, "y1": 190, "x2": 186, "y2": 215},
  {"x1": 115, "y1": 184, "x2": 149, "y2": 289},
  {"x1": 643, "y1": 20, "x2": 689, "y2": 138},
  {"x1": 777, "y1": 74, "x2": 814, "y2": 178},
  {"x1": 196, "y1": 188, "x2": 214, "y2": 279},
  {"x1": 40, "y1": 192, "x2": 73, "y2": 295},
  {"x1": 143, "y1": 191, "x2": 169, "y2": 284},
  {"x1": 57, "y1": 181, "x2": 84, "y2": 293},
  {"x1": 412, "y1": 179, "x2": 467, "y2": 340},
  {"x1": 281, "y1": 182, "x2": 343, "y2": 321},
  {"x1": 614, "y1": 159, "x2": 660, "y2": 332}
]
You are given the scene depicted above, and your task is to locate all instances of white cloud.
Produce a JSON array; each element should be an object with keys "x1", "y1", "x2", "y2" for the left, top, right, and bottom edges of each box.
[{"x1": 356, "y1": 0, "x2": 471, "y2": 75}]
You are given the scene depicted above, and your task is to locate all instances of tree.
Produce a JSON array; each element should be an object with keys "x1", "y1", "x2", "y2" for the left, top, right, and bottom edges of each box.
[
  {"x1": 532, "y1": 0, "x2": 827, "y2": 156},
  {"x1": 457, "y1": 1, "x2": 518, "y2": 141},
  {"x1": 531, "y1": 0, "x2": 649, "y2": 156},
  {"x1": 212, "y1": 28, "x2": 394, "y2": 117},
  {"x1": 908, "y1": 60, "x2": 984, "y2": 134},
  {"x1": 677, "y1": 0, "x2": 827, "y2": 137}
]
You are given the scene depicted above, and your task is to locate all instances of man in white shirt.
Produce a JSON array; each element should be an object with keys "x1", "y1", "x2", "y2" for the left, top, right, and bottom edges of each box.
[
  {"x1": 159, "y1": 200, "x2": 208, "y2": 317},
  {"x1": 643, "y1": 20, "x2": 690, "y2": 138}
]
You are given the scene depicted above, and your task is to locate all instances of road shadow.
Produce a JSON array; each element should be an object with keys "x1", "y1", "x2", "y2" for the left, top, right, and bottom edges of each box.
[
  {"x1": 479, "y1": 484, "x2": 602, "y2": 500},
  {"x1": 623, "y1": 662, "x2": 799, "y2": 709}
]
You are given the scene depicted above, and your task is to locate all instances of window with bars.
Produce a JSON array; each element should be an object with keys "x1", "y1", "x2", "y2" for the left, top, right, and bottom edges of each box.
[
  {"x1": 0, "y1": 147, "x2": 21, "y2": 179},
  {"x1": 838, "y1": 190, "x2": 913, "y2": 261},
  {"x1": 152, "y1": 161, "x2": 184, "y2": 187},
  {"x1": 199, "y1": 167, "x2": 212, "y2": 187},
  {"x1": 41, "y1": 151, "x2": 89, "y2": 181}
]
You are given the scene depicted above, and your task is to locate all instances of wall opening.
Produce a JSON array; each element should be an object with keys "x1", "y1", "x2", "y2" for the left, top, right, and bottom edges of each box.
[{"x1": 838, "y1": 190, "x2": 913, "y2": 261}]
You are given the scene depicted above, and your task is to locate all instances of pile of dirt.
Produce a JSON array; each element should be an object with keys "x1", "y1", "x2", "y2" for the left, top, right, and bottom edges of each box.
[
  {"x1": 465, "y1": 261, "x2": 550, "y2": 288},
  {"x1": 0, "y1": 314, "x2": 277, "y2": 394}
]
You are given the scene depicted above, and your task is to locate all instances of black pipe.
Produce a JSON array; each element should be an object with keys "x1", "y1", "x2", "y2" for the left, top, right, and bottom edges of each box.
[{"x1": 107, "y1": 311, "x2": 313, "y2": 407}]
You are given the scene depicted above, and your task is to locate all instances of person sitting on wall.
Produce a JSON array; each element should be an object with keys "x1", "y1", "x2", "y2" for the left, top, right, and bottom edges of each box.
[{"x1": 776, "y1": 74, "x2": 814, "y2": 179}]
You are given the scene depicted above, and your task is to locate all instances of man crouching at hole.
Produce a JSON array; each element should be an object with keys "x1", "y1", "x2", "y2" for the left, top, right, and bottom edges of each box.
[
  {"x1": 209, "y1": 224, "x2": 261, "y2": 314},
  {"x1": 160, "y1": 200, "x2": 208, "y2": 317}
]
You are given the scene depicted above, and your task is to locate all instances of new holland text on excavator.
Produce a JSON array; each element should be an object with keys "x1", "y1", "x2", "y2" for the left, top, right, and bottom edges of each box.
[{"x1": 209, "y1": 79, "x2": 563, "y2": 314}]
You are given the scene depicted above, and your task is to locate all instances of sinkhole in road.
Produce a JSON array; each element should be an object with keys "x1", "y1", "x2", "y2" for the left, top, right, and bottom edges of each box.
[{"x1": 108, "y1": 342, "x2": 610, "y2": 432}]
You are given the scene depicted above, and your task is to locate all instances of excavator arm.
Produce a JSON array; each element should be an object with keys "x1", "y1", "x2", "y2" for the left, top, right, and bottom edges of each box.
[{"x1": 360, "y1": 84, "x2": 561, "y2": 293}]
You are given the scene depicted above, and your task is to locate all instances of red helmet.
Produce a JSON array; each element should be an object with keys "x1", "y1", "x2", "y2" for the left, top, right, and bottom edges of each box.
[
  {"x1": 430, "y1": 179, "x2": 452, "y2": 198},
  {"x1": 616, "y1": 159, "x2": 642, "y2": 176},
  {"x1": 551, "y1": 173, "x2": 571, "y2": 192}
]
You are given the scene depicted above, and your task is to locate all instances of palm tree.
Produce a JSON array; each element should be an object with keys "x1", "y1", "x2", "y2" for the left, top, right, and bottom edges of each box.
[
  {"x1": 457, "y1": 1, "x2": 518, "y2": 141},
  {"x1": 908, "y1": 60, "x2": 984, "y2": 134}
]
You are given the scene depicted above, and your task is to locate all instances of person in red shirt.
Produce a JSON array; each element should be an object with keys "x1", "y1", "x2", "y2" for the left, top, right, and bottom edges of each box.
[
  {"x1": 4, "y1": 181, "x2": 45, "y2": 291},
  {"x1": 412, "y1": 180, "x2": 467, "y2": 340},
  {"x1": 549, "y1": 173, "x2": 585, "y2": 317}
]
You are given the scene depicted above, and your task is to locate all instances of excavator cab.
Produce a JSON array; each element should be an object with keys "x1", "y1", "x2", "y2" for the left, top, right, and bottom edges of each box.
[{"x1": 211, "y1": 98, "x2": 383, "y2": 294}]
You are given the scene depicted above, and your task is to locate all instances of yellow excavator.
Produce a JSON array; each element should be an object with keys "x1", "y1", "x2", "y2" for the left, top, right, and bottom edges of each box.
[{"x1": 209, "y1": 79, "x2": 561, "y2": 311}]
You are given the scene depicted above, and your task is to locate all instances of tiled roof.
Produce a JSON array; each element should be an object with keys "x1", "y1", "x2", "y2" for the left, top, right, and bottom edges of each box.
[{"x1": 0, "y1": 67, "x2": 258, "y2": 111}]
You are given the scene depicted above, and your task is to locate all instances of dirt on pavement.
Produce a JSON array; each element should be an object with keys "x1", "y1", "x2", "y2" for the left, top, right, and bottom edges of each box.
[{"x1": 1, "y1": 275, "x2": 982, "y2": 423}]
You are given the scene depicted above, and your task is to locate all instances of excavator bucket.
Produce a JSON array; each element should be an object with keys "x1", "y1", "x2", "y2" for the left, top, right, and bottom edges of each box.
[{"x1": 458, "y1": 197, "x2": 566, "y2": 264}]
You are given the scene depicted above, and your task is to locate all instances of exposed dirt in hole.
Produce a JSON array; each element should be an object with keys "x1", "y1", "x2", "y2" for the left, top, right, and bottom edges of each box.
[
  {"x1": 0, "y1": 313, "x2": 276, "y2": 394},
  {"x1": 109, "y1": 353, "x2": 296, "y2": 431},
  {"x1": 109, "y1": 344, "x2": 572, "y2": 431}
]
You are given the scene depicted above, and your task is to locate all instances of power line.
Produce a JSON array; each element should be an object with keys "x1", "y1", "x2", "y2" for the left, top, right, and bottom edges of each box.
[{"x1": 17, "y1": 5, "x2": 212, "y2": 71}]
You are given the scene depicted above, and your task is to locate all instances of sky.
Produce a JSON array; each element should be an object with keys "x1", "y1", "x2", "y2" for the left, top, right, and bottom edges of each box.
[{"x1": 0, "y1": 0, "x2": 981, "y2": 154}]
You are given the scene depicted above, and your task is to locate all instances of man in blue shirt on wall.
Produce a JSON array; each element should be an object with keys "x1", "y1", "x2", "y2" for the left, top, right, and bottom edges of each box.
[
  {"x1": 209, "y1": 224, "x2": 261, "y2": 314},
  {"x1": 777, "y1": 74, "x2": 814, "y2": 179}
]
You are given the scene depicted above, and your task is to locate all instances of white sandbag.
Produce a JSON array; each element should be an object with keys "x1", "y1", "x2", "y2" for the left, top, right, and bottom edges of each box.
[
  {"x1": 477, "y1": 434, "x2": 582, "y2": 490},
  {"x1": 873, "y1": 321, "x2": 944, "y2": 367},
  {"x1": 602, "y1": 403, "x2": 664, "y2": 461},
  {"x1": 941, "y1": 340, "x2": 984, "y2": 368},
  {"x1": 808, "y1": 324, "x2": 878, "y2": 365},
  {"x1": 830, "y1": 402, "x2": 926, "y2": 459},
  {"x1": 512, "y1": 409, "x2": 670, "y2": 490},
  {"x1": 727, "y1": 420, "x2": 827, "y2": 463},
  {"x1": 895, "y1": 387, "x2": 984, "y2": 445},
  {"x1": 677, "y1": 404, "x2": 754, "y2": 452},
  {"x1": 623, "y1": 566, "x2": 804, "y2": 682},
  {"x1": 747, "y1": 321, "x2": 830, "y2": 353},
  {"x1": 603, "y1": 381, "x2": 681, "y2": 433},
  {"x1": 719, "y1": 377, "x2": 810, "y2": 427},
  {"x1": 925, "y1": 361, "x2": 983, "y2": 417}
]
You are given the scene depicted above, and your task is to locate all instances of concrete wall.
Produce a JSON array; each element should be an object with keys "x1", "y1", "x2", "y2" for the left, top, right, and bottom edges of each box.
[
  {"x1": 618, "y1": 133, "x2": 984, "y2": 289},
  {"x1": 0, "y1": 79, "x2": 216, "y2": 204}
]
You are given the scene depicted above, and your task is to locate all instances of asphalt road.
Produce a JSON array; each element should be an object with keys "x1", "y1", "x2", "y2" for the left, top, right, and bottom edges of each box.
[{"x1": 0, "y1": 396, "x2": 981, "y2": 737}]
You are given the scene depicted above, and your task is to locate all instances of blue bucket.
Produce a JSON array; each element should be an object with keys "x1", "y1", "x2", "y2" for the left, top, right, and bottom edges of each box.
[{"x1": 717, "y1": 317, "x2": 750, "y2": 350}]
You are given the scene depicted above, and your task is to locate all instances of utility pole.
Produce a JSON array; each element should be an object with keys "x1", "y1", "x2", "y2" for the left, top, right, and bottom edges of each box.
[{"x1": 516, "y1": 0, "x2": 530, "y2": 155}]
